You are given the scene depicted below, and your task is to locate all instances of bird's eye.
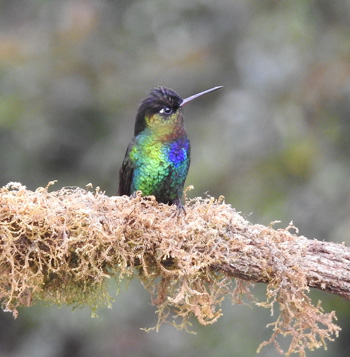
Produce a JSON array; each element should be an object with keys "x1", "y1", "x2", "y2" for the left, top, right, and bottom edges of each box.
[{"x1": 159, "y1": 107, "x2": 173, "y2": 115}]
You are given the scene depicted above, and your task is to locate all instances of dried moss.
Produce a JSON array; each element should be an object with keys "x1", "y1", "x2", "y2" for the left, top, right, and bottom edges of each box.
[{"x1": 0, "y1": 182, "x2": 341, "y2": 356}]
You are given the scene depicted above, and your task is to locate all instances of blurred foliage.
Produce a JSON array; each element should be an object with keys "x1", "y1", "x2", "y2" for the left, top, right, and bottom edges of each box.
[{"x1": 0, "y1": 0, "x2": 349, "y2": 356}]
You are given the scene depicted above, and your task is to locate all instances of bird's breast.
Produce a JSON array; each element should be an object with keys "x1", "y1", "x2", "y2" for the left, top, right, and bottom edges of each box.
[
  {"x1": 167, "y1": 137, "x2": 190, "y2": 168},
  {"x1": 129, "y1": 133, "x2": 190, "y2": 199},
  {"x1": 131, "y1": 132, "x2": 189, "y2": 166}
]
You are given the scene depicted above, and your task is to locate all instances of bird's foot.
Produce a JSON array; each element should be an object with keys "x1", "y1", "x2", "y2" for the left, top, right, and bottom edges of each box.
[
  {"x1": 172, "y1": 198, "x2": 186, "y2": 217},
  {"x1": 130, "y1": 190, "x2": 142, "y2": 199}
]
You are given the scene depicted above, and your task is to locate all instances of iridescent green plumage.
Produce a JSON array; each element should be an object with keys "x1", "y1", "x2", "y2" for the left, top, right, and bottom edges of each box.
[{"x1": 118, "y1": 86, "x2": 222, "y2": 208}]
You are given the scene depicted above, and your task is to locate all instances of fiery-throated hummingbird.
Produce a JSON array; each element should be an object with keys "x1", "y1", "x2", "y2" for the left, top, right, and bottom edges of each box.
[{"x1": 118, "y1": 86, "x2": 222, "y2": 210}]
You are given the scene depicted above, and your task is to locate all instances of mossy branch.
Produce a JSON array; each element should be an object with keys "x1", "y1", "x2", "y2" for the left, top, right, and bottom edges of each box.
[{"x1": 0, "y1": 182, "x2": 346, "y2": 356}]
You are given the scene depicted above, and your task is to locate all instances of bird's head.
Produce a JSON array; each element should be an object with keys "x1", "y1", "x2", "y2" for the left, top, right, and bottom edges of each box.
[
  {"x1": 134, "y1": 86, "x2": 222, "y2": 136},
  {"x1": 134, "y1": 87, "x2": 183, "y2": 136}
]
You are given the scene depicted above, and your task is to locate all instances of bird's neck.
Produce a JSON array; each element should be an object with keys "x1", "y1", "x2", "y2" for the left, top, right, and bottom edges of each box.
[{"x1": 144, "y1": 124, "x2": 187, "y2": 142}]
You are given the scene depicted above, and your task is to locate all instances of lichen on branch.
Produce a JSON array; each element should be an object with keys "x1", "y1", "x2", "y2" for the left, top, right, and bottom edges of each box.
[{"x1": 0, "y1": 182, "x2": 343, "y2": 356}]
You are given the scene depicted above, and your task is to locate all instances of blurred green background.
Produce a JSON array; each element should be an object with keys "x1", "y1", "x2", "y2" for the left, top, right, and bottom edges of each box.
[{"x1": 0, "y1": 0, "x2": 349, "y2": 356}]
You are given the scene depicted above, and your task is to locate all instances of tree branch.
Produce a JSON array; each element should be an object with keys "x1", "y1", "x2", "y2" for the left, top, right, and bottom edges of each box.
[
  {"x1": 0, "y1": 182, "x2": 346, "y2": 356},
  {"x1": 212, "y1": 233, "x2": 350, "y2": 300}
]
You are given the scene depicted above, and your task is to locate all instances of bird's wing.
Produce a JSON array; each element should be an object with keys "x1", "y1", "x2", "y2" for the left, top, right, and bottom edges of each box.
[{"x1": 118, "y1": 139, "x2": 136, "y2": 196}]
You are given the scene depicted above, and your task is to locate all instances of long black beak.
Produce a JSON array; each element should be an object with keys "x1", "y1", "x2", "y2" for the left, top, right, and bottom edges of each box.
[{"x1": 180, "y1": 86, "x2": 223, "y2": 107}]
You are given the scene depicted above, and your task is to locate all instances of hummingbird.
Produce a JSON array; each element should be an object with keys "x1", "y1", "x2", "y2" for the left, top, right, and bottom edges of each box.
[{"x1": 118, "y1": 85, "x2": 222, "y2": 211}]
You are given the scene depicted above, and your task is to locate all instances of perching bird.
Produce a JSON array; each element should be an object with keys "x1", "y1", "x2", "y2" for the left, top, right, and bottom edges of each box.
[{"x1": 118, "y1": 86, "x2": 222, "y2": 211}]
